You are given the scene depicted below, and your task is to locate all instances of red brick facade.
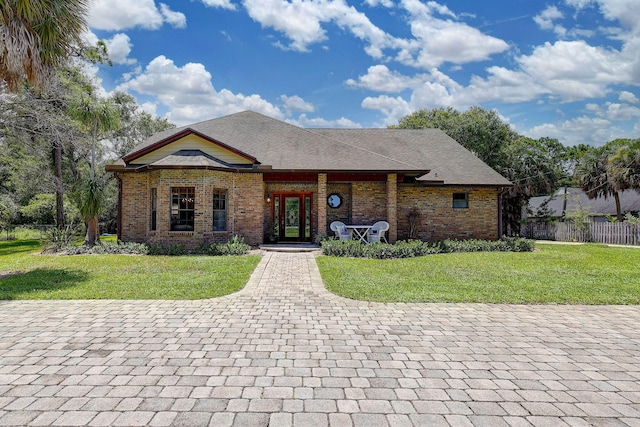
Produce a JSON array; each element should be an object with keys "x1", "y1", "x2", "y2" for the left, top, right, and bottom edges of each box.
[{"x1": 116, "y1": 171, "x2": 501, "y2": 246}]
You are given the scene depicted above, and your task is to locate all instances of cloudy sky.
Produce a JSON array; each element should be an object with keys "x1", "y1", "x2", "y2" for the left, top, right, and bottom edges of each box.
[{"x1": 86, "y1": 0, "x2": 640, "y2": 146}]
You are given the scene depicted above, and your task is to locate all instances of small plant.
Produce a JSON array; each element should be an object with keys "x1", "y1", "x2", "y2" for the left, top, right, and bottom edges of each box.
[
  {"x1": 265, "y1": 221, "x2": 278, "y2": 243},
  {"x1": 42, "y1": 223, "x2": 79, "y2": 253},
  {"x1": 406, "y1": 206, "x2": 422, "y2": 239}
]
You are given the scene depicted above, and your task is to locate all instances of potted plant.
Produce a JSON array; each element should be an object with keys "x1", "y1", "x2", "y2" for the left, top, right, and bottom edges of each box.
[{"x1": 265, "y1": 221, "x2": 278, "y2": 243}]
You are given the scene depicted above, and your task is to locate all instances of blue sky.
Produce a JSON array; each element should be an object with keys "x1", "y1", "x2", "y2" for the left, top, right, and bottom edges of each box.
[{"x1": 85, "y1": 0, "x2": 640, "y2": 146}]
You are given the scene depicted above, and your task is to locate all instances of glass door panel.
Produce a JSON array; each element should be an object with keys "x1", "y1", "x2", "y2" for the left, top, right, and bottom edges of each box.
[{"x1": 284, "y1": 197, "x2": 300, "y2": 240}]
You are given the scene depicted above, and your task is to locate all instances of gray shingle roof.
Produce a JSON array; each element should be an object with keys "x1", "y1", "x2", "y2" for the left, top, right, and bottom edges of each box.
[{"x1": 115, "y1": 110, "x2": 511, "y2": 186}]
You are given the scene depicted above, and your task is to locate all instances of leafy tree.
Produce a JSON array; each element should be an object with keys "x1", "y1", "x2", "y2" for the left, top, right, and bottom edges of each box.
[
  {"x1": 574, "y1": 139, "x2": 638, "y2": 222},
  {"x1": 19, "y1": 193, "x2": 80, "y2": 225},
  {"x1": 69, "y1": 94, "x2": 120, "y2": 245},
  {"x1": 109, "y1": 92, "x2": 174, "y2": 157},
  {"x1": 0, "y1": 0, "x2": 88, "y2": 91},
  {"x1": 392, "y1": 106, "x2": 514, "y2": 167}
]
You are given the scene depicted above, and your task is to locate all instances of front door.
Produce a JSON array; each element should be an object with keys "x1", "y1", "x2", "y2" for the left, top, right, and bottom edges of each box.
[{"x1": 274, "y1": 193, "x2": 312, "y2": 242}]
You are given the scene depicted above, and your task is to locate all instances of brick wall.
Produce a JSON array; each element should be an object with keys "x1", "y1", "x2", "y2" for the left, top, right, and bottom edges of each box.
[
  {"x1": 119, "y1": 170, "x2": 264, "y2": 247},
  {"x1": 326, "y1": 183, "x2": 351, "y2": 235},
  {"x1": 351, "y1": 182, "x2": 387, "y2": 225},
  {"x1": 397, "y1": 185, "x2": 500, "y2": 241}
]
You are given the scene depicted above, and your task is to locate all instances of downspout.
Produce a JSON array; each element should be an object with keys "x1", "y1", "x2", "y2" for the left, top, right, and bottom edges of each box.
[
  {"x1": 116, "y1": 173, "x2": 123, "y2": 241},
  {"x1": 498, "y1": 187, "x2": 506, "y2": 238}
]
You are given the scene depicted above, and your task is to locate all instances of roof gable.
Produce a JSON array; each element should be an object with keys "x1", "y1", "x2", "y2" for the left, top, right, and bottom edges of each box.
[{"x1": 123, "y1": 128, "x2": 258, "y2": 165}]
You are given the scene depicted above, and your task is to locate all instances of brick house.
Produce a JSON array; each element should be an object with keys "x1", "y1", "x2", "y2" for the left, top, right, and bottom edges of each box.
[{"x1": 106, "y1": 110, "x2": 512, "y2": 246}]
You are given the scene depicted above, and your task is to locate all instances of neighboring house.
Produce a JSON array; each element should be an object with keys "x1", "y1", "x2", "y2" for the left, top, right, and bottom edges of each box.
[
  {"x1": 527, "y1": 187, "x2": 640, "y2": 222},
  {"x1": 106, "y1": 111, "x2": 512, "y2": 246}
]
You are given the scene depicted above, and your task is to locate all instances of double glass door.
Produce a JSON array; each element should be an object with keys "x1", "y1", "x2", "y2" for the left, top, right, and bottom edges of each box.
[{"x1": 273, "y1": 193, "x2": 312, "y2": 242}]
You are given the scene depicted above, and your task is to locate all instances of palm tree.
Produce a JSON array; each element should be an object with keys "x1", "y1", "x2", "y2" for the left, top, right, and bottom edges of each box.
[
  {"x1": 574, "y1": 142, "x2": 627, "y2": 222},
  {"x1": 69, "y1": 95, "x2": 120, "y2": 245},
  {"x1": 0, "y1": 0, "x2": 88, "y2": 91}
]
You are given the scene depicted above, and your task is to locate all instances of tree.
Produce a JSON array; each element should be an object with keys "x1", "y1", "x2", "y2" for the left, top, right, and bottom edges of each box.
[
  {"x1": 0, "y1": 0, "x2": 88, "y2": 91},
  {"x1": 109, "y1": 92, "x2": 174, "y2": 157},
  {"x1": 69, "y1": 95, "x2": 120, "y2": 245},
  {"x1": 392, "y1": 106, "x2": 515, "y2": 166},
  {"x1": 609, "y1": 138, "x2": 640, "y2": 193},
  {"x1": 574, "y1": 140, "x2": 629, "y2": 222}
]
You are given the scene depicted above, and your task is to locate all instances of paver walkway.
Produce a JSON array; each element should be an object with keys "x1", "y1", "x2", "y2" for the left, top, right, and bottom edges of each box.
[{"x1": 1, "y1": 252, "x2": 640, "y2": 426}]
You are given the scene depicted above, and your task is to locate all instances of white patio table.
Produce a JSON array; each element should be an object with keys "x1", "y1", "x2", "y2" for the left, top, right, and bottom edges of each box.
[{"x1": 344, "y1": 225, "x2": 373, "y2": 244}]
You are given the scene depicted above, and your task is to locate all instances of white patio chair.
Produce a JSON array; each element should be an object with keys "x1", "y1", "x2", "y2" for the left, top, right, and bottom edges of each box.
[
  {"x1": 367, "y1": 221, "x2": 389, "y2": 243},
  {"x1": 330, "y1": 221, "x2": 352, "y2": 240}
]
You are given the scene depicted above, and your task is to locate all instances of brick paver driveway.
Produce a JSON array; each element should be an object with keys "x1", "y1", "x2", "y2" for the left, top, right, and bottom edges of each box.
[{"x1": 1, "y1": 252, "x2": 640, "y2": 426}]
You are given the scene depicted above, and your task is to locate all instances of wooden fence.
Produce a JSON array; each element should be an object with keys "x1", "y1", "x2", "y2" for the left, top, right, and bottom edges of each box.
[{"x1": 522, "y1": 222, "x2": 640, "y2": 246}]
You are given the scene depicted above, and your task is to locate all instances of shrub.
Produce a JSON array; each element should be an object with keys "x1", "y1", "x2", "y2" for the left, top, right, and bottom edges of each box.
[
  {"x1": 64, "y1": 241, "x2": 149, "y2": 255},
  {"x1": 321, "y1": 237, "x2": 535, "y2": 259},
  {"x1": 147, "y1": 235, "x2": 250, "y2": 256},
  {"x1": 42, "y1": 224, "x2": 80, "y2": 253}
]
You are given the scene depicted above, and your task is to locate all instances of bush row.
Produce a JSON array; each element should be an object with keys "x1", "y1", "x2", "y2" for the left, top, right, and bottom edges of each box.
[
  {"x1": 147, "y1": 235, "x2": 251, "y2": 256},
  {"x1": 320, "y1": 236, "x2": 535, "y2": 259},
  {"x1": 51, "y1": 235, "x2": 251, "y2": 256}
]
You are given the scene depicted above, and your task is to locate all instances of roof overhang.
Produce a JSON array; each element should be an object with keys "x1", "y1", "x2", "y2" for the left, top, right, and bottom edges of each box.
[{"x1": 121, "y1": 128, "x2": 259, "y2": 164}]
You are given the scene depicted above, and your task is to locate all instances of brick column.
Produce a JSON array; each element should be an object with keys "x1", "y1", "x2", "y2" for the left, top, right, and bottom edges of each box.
[
  {"x1": 318, "y1": 173, "x2": 327, "y2": 238},
  {"x1": 387, "y1": 173, "x2": 397, "y2": 243}
]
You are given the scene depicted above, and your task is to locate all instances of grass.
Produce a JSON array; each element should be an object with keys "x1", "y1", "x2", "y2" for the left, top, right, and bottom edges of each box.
[
  {"x1": 316, "y1": 243, "x2": 640, "y2": 304},
  {"x1": 0, "y1": 239, "x2": 260, "y2": 300}
]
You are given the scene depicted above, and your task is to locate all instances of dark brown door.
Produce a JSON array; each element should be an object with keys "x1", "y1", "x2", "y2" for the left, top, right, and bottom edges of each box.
[{"x1": 274, "y1": 193, "x2": 312, "y2": 242}]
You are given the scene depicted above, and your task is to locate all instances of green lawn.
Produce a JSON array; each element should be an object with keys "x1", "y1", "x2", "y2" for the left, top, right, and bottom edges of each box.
[
  {"x1": 0, "y1": 240, "x2": 260, "y2": 300},
  {"x1": 316, "y1": 243, "x2": 640, "y2": 304}
]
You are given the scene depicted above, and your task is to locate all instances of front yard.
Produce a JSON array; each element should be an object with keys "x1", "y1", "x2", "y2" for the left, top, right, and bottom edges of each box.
[
  {"x1": 0, "y1": 240, "x2": 260, "y2": 300},
  {"x1": 316, "y1": 243, "x2": 640, "y2": 304},
  {"x1": 2, "y1": 240, "x2": 639, "y2": 304}
]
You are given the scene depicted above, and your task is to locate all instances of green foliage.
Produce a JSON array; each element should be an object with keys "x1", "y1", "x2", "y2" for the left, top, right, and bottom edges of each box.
[
  {"x1": 147, "y1": 235, "x2": 251, "y2": 256},
  {"x1": 41, "y1": 223, "x2": 79, "y2": 252},
  {"x1": 624, "y1": 213, "x2": 640, "y2": 225},
  {"x1": 321, "y1": 237, "x2": 534, "y2": 259},
  {"x1": 0, "y1": 0, "x2": 89, "y2": 91},
  {"x1": 0, "y1": 194, "x2": 19, "y2": 231},
  {"x1": 19, "y1": 193, "x2": 80, "y2": 225},
  {"x1": 64, "y1": 241, "x2": 148, "y2": 255}
]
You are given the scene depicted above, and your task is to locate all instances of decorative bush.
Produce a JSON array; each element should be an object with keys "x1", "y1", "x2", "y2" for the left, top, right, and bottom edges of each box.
[
  {"x1": 148, "y1": 235, "x2": 251, "y2": 256},
  {"x1": 321, "y1": 237, "x2": 535, "y2": 259},
  {"x1": 64, "y1": 241, "x2": 149, "y2": 255}
]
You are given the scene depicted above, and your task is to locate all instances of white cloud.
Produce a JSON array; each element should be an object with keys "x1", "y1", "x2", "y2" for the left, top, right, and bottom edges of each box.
[
  {"x1": 280, "y1": 95, "x2": 315, "y2": 113},
  {"x1": 363, "y1": 0, "x2": 394, "y2": 7},
  {"x1": 104, "y1": 33, "x2": 136, "y2": 65},
  {"x1": 620, "y1": 91, "x2": 640, "y2": 103},
  {"x1": 346, "y1": 65, "x2": 417, "y2": 92},
  {"x1": 533, "y1": 6, "x2": 567, "y2": 37},
  {"x1": 524, "y1": 116, "x2": 625, "y2": 146},
  {"x1": 242, "y1": 0, "x2": 394, "y2": 56},
  {"x1": 160, "y1": 3, "x2": 187, "y2": 28},
  {"x1": 241, "y1": 0, "x2": 507, "y2": 68},
  {"x1": 88, "y1": 0, "x2": 186, "y2": 31},
  {"x1": 293, "y1": 114, "x2": 361, "y2": 128},
  {"x1": 397, "y1": 0, "x2": 509, "y2": 69},
  {"x1": 116, "y1": 55, "x2": 284, "y2": 125},
  {"x1": 589, "y1": 101, "x2": 640, "y2": 121},
  {"x1": 361, "y1": 95, "x2": 412, "y2": 125},
  {"x1": 201, "y1": 0, "x2": 237, "y2": 9}
]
